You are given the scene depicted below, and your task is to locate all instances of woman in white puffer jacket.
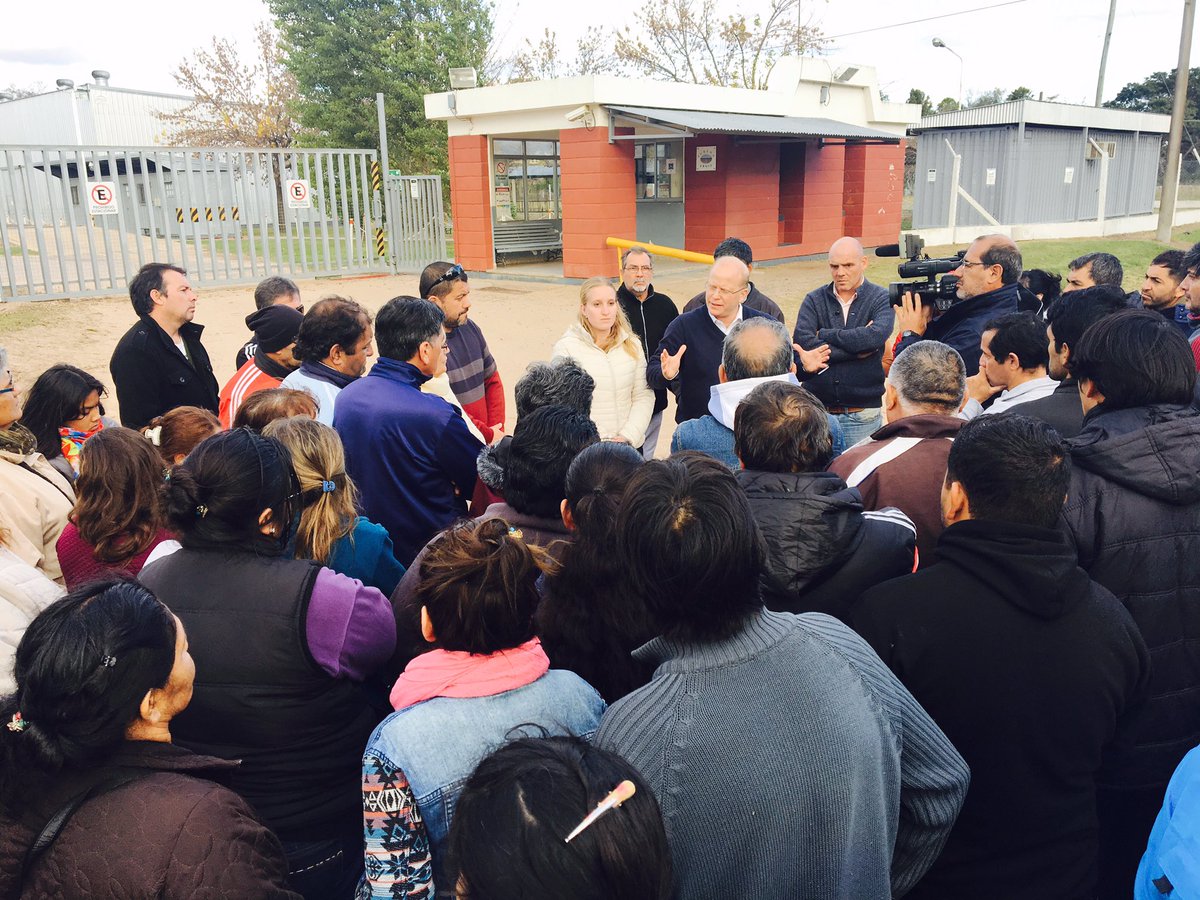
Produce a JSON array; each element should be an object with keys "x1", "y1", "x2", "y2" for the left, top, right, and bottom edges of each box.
[{"x1": 552, "y1": 278, "x2": 655, "y2": 450}]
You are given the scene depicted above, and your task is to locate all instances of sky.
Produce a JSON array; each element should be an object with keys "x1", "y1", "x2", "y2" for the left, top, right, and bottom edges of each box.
[{"x1": 0, "y1": 0, "x2": 1194, "y2": 110}]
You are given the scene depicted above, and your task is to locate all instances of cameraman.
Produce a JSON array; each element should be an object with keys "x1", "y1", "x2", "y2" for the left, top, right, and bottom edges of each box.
[{"x1": 894, "y1": 234, "x2": 1022, "y2": 377}]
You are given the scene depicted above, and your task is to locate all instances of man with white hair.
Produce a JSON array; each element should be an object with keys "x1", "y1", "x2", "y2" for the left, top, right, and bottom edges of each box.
[
  {"x1": 649, "y1": 256, "x2": 829, "y2": 423},
  {"x1": 828, "y1": 341, "x2": 967, "y2": 565}
]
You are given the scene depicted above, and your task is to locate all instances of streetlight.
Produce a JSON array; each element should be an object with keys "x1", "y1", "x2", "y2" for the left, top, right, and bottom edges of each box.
[{"x1": 932, "y1": 38, "x2": 963, "y2": 109}]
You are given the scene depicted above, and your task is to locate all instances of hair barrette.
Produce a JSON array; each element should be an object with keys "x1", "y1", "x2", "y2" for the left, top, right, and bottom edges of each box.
[
  {"x1": 144, "y1": 425, "x2": 163, "y2": 446},
  {"x1": 507, "y1": 525, "x2": 523, "y2": 540},
  {"x1": 7, "y1": 712, "x2": 28, "y2": 733},
  {"x1": 321, "y1": 480, "x2": 337, "y2": 493},
  {"x1": 101, "y1": 655, "x2": 117, "y2": 668},
  {"x1": 565, "y1": 780, "x2": 636, "y2": 843},
  {"x1": 195, "y1": 504, "x2": 208, "y2": 518}
]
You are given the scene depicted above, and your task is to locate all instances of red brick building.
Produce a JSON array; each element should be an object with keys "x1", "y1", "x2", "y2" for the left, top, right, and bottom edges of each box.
[{"x1": 426, "y1": 60, "x2": 917, "y2": 278}]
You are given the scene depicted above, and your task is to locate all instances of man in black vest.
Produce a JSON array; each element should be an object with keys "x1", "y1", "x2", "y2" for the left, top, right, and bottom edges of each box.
[{"x1": 110, "y1": 263, "x2": 220, "y2": 429}]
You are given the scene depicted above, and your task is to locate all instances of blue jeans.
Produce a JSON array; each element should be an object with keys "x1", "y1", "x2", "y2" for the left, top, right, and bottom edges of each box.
[
  {"x1": 834, "y1": 409, "x2": 882, "y2": 449},
  {"x1": 281, "y1": 828, "x2": 364, "y2": 900}
]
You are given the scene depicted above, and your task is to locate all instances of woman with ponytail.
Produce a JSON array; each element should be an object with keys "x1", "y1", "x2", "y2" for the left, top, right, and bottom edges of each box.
[
  {"x1": 263, "y1": 417, "x2": 404, "y2": 595},
  {"x1": 0, "y1": 578, "x2": 296, "y2": 897},
  {"x1": 138, "y1": 427, "x2": 396, "y2": 900},
  {"x1": 361, "y1": 517, "x2": 605, "y2": 899}
]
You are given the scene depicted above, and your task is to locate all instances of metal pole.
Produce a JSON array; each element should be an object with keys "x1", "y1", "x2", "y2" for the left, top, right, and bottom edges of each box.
[
  {"x1": 376, "y1": 93, "x2": 389, "y2": 174},
  {"x1": 1095, "y1": 0, "x2": 1118, "y2": 106},
  {"x1": 1157, "y1": 0, "x2": 1196, "y2": 243}
]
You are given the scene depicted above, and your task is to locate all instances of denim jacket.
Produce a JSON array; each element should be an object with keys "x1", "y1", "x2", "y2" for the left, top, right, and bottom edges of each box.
[{"x1": 361, "y1": 670, "x2": 605, "y2": 897}]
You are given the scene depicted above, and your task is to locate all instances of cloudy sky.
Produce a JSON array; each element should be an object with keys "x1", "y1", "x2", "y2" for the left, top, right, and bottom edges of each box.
[{"x1": 0, "y1": 0, "x2": 1192, "y2": 109}]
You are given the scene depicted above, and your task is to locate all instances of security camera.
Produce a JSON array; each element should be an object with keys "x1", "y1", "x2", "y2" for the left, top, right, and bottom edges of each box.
[{"x1": 565, "y1": 105, "x2": 592, "y2": 123}]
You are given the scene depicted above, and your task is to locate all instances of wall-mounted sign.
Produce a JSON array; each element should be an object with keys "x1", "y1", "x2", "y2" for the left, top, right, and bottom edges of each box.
[
  {"x1": 696, "y1": 146, "x2": 717, "y2": 171},
  {"x1": 926, "y1": 169, "x2": 937, "y2": 183},
  {"x1": 1064, "y1": 167, "x2": 1075, "y2": 184},
  {"x1": 985, "y1": 168, "x2": 996, "y2": 186},
  {"x1": 664, "y1": 158, "x2": 677, "y2": 174}
]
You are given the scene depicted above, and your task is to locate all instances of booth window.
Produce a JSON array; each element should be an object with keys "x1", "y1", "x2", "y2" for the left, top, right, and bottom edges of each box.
[
  {"x1": 492, "y1": 139, "x2": 561, "y2": 222},
  {"x1": 635, "y1": 141, "x2": 683, "y2": 200}
]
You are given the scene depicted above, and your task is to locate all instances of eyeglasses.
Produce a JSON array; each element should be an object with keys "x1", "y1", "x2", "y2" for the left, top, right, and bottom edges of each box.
[
  {"x1": 707, "y1": 285, "x2": 749, "y2": 298},
  {"x1": 427, "y1": 264, "x2": 466, "y2": 292},
  {"x1": 0, "y1": 372, "x2": 13, "y2": 396},
  {"x1": 958, "y1": 259, "x2": 995, "y2": 270},
  {"x1": 624, "y1": 265, "x2": 653, "y2": 274}
]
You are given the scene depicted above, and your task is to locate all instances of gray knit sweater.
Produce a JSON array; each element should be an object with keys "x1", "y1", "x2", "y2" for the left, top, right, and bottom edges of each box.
[{"x1": 595, "y1": 609, "x2": 969, "y2": 899}]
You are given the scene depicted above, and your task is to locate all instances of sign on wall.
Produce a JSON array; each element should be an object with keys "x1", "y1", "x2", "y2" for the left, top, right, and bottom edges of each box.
[
  {"x1": 696, "y1": 146, "x2": 717, "y2": 171},
  {"x1": 87, "y1": 182, "x2": 118, "y2": 216}
]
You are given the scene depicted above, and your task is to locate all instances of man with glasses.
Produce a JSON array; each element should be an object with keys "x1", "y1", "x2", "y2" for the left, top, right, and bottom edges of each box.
[
  {"x1": 649, "y1": 257, "x2": 828, "y2": 424},
  {"x1": 419, "y1": 261, "x2": 505, "y2": 442},
  {"x1": 893, "y1": 234, "x2": 1022, "y2": 377},
  {"x1": 616, "y1": 247, "x2": 678, "y2": 458}
]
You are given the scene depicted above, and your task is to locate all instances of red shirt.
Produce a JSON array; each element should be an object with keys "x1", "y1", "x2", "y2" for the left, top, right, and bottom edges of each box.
[{"x1": 218, "y1": 360, "x2": 283, "y2": 429}]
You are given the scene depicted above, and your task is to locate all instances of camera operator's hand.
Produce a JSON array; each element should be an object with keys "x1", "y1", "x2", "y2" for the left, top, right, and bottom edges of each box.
[
  {"x1": 965, "y1": 370, "x2": 1003, "y2": 405},
  {"x1": 793, "y1": 342, "x2": 831, "y2": 373},
  {"x1": 896, "y1": 292, "x2": 933, "y2": 336}
]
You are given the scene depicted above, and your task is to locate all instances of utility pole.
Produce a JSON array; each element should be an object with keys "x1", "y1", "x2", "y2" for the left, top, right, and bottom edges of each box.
[
  {"x1": 1157, "y1": 0, "x2": 1196, "y2": 243},
  {"x1": 1095, "y1": 0, "x2": 1118, "y2": 106},
  {"x1": 376, "y1": 93, "x2": 389, "y2": 174}
]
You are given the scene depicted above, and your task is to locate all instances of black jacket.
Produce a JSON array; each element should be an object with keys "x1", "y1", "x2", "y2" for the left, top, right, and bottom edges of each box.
[
  {"x1": 109, "y1": 315, "x2": 219, "y2": 429},
  {"x1": 1014, "y1": 377, "x2": 1084, "y2": 438},
  {"x1": 1061, "y1": 402, "x2": 1200, "y2": 790},
  {"x1": 894, "y1": 282, "x2": 1021, "y2": 377},
  {"x1": 854, "y1": 519, "x2": 1149, "y2": 900},
  {"x1": 738, "y1": 469, "x2": 916, "y2": 621},
  {"x1": 793, "y1": 279, "x2": 894, "y2": 408},
  {"x1": 617, "y1": 283, "x2": 678, "y2": 414}
]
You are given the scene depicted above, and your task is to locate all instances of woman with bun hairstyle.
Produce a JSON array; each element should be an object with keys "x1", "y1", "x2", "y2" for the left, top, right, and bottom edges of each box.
[
  {"x1": 448, "y1": 736, "x2": 672, "y2": 900},
  {"x1": 139, "y1": 427, "x2": 396, "y2": 900},
  {"x1": 552, "y1": 278, "x2": 654, "y2": 449},
  {"x1": 19, "y1": 363, "x2": 116, "y2": 482},
  {"x1": 263, "y1": 416, "x2": 405, "y2": 595},
  {"x1": 0, "y1": 578, "x2": 297, "y2": 898},
  {"x1": 361, "y1": 518, "x2": 605, "y2": 899},
  {"x1": 55, "y1": 427, "x2": 175, "y2": 588},
  {"x1": 142, "y1": 406, "x2": 221, "y2": 467}
]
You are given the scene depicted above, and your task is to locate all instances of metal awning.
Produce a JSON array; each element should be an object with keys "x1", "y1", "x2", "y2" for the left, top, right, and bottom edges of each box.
[{"x1": 605, "y1": 106, "x2": 902, "y2": 144}]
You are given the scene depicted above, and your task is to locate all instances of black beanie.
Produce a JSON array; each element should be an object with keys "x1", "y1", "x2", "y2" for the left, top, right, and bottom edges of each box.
[{"x1": 246, "y1": 305, "x2": 303, "y2": 353}]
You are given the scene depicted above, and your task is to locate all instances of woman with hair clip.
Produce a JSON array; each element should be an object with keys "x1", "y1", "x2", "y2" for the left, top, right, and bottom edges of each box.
[
  {"x1": 263, "y1": 416, "x2": 405, "y2": 595},
  {"x1": 19, "y1": 363, "x2": 117, "y2": 482},
  {"x1": 138, "y1": 427, "x2": 396, "y2": 900},
  {"x1": 538, "y1": 441, "x2": 656, "y2": 703},
  {"x1": 0, "y1": 578, "x2": 297, "y2": 897},
  {"x1": 448, "y1": 736, "x2": 672, "y2": 900},
  {"x1": 55, "y1": 427, "x2": 175, "y2": 588},
  {"x1": 361, "y1": 517, "x2": 605, "y2": 899},
  {"x1": 552, "y1": 277, "x2": 655, "y2": 450},
  {"x1": 142, "y1": 405, "x2": 221, "y2": 467}
]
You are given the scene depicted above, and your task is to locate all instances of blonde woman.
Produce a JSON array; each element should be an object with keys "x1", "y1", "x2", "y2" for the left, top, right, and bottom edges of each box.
[
  {"x1": 552, "y1": 278, "x2": 655, "y2": 449},
  {"x1": 263, "y1": 417, "x2": 405, "y2": 596}
]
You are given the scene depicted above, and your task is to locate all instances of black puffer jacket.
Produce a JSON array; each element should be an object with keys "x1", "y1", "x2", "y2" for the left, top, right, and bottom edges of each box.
[
  {"x1": 1061, "y1": 402, "x2": 1200, "y2": 789},
  {"x1": 738, "y1": 470, "x2": 917, "y2": 622}
]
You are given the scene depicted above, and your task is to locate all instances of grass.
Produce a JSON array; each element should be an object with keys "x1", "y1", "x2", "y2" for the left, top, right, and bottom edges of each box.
[{"x1": 2, "y1": 243, "x2": 37, "y2": 256}]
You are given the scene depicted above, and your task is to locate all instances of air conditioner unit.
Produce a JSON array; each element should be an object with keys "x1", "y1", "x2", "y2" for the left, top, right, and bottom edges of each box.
[{"x1": 1086, "y1": 141, "x2": 1117, "y2": 160}]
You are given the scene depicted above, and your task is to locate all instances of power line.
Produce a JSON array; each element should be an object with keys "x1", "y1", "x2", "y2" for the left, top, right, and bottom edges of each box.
[{"x1": 826, "y1": 0, "x2": 1033, "y2": 40}]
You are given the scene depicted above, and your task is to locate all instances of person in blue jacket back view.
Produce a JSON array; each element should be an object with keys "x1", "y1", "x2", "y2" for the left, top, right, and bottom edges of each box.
[{"x1": 1137, "y1": 745, "x2": 1200, "y2": 898}]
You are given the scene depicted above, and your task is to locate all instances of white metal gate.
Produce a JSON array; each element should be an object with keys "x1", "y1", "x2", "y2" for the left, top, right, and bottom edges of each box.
[
  {"x1": 384, "y1": 174, "x2": 447, "y2": 273},
  {"x1": 0, "y1": 145, "x2": 388, "y2": 301}
]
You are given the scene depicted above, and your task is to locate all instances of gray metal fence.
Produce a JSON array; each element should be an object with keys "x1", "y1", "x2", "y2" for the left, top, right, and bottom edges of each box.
[
  {"x1": 0, "y1": 145, "x2": 391, "y2": 301},
  {"x1": 384, "y1": 174, "x2": 447, "y2": 273}
]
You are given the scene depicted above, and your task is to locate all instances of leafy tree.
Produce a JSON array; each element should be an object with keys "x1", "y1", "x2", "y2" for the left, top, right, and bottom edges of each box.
[
  {"x1": 268, "y1": 0, "x2": 492, "y2": 175},
  {"x1": 1007, "y1": 86, "x2": 1034, "y2": 101},
  {"x1": 1106, "y1": 66, "x2": 1200, "y2": 115},
  {"x1": 612, "y1": 0, "x2": 825, "y2": 89},
  {"x1": 936, "y1": 97, "x2": 960, "y2": 113},
  {"x1": 907, "y1": 88, "x2": 934, "y2": 117},
  {"x1": 966, "y1": 87, "x2": 1005, "y2": 108},
  {"x1": 160, "y1": 22, "x2": 300, "y2": 148}
]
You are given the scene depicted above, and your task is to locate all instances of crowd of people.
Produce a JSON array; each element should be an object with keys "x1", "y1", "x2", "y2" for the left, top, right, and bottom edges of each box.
[{"x1": 1, "y1": 231, "x2": 1200, "y2": 899}]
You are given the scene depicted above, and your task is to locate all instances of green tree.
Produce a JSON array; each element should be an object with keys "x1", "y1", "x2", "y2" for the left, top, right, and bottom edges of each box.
[
  {"x1": 936, "y1": 97, "x2": 960, "y2": 113},
  {"x1": 1006, "y1": 86, "x2": 1034, "y2": 101},
  {"x1": 1106, "y1": 66, "x2": 1200, "y2": 114},
  {"x1": 966, "y1": 87, "x2": 1005, "y2": 108},
  {"x1": 907, "y1": 88, "x2": 934, "y2": 117},
  {"x1": 268, "y1": 0, "x2": 493, "y2": 176}
]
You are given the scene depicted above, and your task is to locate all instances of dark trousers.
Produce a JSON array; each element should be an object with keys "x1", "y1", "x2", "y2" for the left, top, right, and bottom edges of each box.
[
  {"x1": 281, "y1": 827, "x2": 364, "y2": 900},
  {"x1": 1096, "y1": 784, "x2": 1164, "y2": 900}
]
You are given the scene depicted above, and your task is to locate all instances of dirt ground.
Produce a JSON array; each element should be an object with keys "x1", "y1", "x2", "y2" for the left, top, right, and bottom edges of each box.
[{"x1": 0, "y1": 258, "x2": 846, "y2": 455}]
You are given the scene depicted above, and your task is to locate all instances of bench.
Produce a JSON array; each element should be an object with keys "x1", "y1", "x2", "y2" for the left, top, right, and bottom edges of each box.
[{"x1": 494, "y1": 220, "x2": 563, "y2": 261}]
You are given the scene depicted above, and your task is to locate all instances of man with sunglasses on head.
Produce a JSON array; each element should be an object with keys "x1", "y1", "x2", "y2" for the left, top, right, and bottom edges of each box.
[
  {"x1": 419, "y1": 261, "x2": 505, "y2": 442},
  {"x1": 616, "y1": 247, "x2": 679, "y2": 458},
  {"x1": 893, "y1": 234, "x2": 1022, "y2": 378}
]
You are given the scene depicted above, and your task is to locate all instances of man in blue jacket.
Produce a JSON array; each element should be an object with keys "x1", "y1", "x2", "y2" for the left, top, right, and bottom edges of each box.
[
  {"x1": 334, "y1": 297, "x2": 483, "y2": 566},
  {"x1": 894, "y1": 234, "x2": 1022, "y2": 377}
]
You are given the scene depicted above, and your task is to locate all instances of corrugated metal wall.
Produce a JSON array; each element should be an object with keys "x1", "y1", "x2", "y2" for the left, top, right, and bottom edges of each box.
[{"x1": 913, "y1": 125, "x2": 1163, "y2": 229}]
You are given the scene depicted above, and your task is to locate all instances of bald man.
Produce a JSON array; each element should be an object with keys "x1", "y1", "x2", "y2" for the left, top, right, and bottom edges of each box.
[
  {"x1": 893, "y1": 234, "x2": 1023, "y2": 378},
  {"x1": 649, "y1": 257, "x2": 829, "y2": 423},
  {"x1": 794, "y1": 237, "x2": 896, "y2": 445}
]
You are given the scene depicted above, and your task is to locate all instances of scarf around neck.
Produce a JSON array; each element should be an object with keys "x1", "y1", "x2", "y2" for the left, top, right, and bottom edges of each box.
[
  {"x1": 0, "y1": 423, "x2": 37, "y2": 456},
  {"x1": 389, "y1": 637, "x2": 550, "y2": 711},
  {"x1": 59, "y1": 420, "x2": 104, "y2": 475},
  {"x1": 253, "y1": 348, "x2": 295, "y2": 381},
  {"x1": 299, "y1": 359, "x2": 357, "y2": 390}
]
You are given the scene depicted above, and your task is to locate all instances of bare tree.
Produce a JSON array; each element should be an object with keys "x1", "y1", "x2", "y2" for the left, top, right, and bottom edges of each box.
[
  {"x1": 1, "y1": 82, "x2": 46, "y2": 99},
  {"x1": 612, "y1": 0, "x2": 825, "y2": 89},
  {"x1": 507, "y1": 27, "x2": 622, "y2": 82},
  {"x1": 159, "y1": 21, "x2": 301, "y2": 148}
]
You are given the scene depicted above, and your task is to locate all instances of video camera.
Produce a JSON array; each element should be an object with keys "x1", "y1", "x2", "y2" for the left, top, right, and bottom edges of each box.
[{"x1": 880, "y1": 235, "x2": 964, "y2": 313}]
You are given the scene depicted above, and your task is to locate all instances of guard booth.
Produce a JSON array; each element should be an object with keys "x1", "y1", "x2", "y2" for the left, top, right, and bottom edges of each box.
[{"x1": 426, "y1": 59, "x2": 918, "y2": 278}]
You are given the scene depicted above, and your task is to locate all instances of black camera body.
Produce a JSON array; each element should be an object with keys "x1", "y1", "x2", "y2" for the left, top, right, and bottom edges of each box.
[{"x1": 887, "y1": 235, "x2": 964, "y2": 313}]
